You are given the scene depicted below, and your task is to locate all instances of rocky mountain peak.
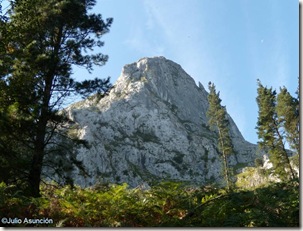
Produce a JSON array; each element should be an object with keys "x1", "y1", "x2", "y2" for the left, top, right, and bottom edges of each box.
[
  {"x1": 53, "y1": 57, "x2": 259, "y2": 187},
  {"x1": 113, "y1": 57, "x2": 208, "y2": 122}
]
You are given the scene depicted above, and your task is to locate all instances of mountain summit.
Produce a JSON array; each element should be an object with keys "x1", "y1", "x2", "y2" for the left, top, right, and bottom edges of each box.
[{"x1": 60, "y1": 57, "x2": 259, "y2": 187}]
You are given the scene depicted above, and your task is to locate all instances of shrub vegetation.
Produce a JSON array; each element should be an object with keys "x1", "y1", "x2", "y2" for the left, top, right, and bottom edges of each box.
[{"x1": 0, "y1": 180, "x2": 299, "y2": 227}]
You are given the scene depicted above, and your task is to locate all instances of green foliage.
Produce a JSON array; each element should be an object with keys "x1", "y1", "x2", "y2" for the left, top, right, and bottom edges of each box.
[
  {"x1": 290, "y1": 154, "x2": 299, "y2": 169},
  {"x1": 235, "y1": 167, "x2": 272, "y2": 189},
  {"x1": 256, "y1": 81, "x2": 277, "y2": 149},
  {"x1": 207, "y1": 82, "x2": 234, "y2": 191},
  {"x1": 254, "y1": 158, "x2": 263, "y2": 167},
  {"x1": 276, "y1": 86, "x2": 299, "y2": 154},
  {"x1": 256, "y1": 80, "x2": 296, "y2": 181},
  {"x1": 0, "y1": 180, "x2": 299, "y2": 227},
  {"x1": 185, "y1": 181, "x2": 299, "y2": 227},
  {"x1": 0, "y1": 0, "x2": 113, "y2": 197}
]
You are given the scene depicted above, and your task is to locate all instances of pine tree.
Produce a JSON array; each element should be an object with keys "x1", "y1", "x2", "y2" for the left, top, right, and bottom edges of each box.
[
  {"x1": 256, "y1": 80, "x2": 295, "y2": 181},
  {"x1": 207, "y1": 82, "x2": 233, "y2": 191},
  {"x1": 276, "y1": 86, "x2": 299, "y2": 155},
  {"x1": 0, "y1": 0, "x2": 113, "y2": 197}
]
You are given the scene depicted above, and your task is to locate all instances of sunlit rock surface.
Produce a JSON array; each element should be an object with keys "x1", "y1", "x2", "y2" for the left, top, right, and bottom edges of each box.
[{"x1": 60, "y1": 57, "x2": 260, "y2": 187}]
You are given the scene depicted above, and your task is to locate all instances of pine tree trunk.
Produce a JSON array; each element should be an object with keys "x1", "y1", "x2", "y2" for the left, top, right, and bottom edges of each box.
[
  {"x1": 27, "y1": 29, "x2": 62, "y2": 197},
  {"x1": 28, "y1": 143, "x2": 44, "y2": 197},
  {"x1": 28, "y1": 75, "x2": 53, "y2": 197},
  {"x1": 223, "y1": 152, "x2": 230, "y2": 191},
  {"x1": 275, "y1": 122, "x2": 296, "y2": 180},
  {"x1": 216, "y1": 122, "x2": 231, "y2": 191},
  {"x1": 28, "y1": 106, "x2": 48, "y2": 197},
  {"x1": 281, "y1": 145, "x2": 296, "y2": 180}
]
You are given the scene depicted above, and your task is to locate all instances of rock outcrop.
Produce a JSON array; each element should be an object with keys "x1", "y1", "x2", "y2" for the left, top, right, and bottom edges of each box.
[{"x1": 55, "y1": 57, "x2": 260, "y2": 187}]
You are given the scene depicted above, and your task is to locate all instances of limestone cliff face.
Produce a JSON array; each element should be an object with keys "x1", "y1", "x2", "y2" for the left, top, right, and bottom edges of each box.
[{"x1": 62, "y1": 57, "x2": 259, "y2": 187}]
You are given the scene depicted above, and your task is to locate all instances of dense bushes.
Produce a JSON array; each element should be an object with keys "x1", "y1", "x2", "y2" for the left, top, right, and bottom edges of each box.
[{"x1": 0, "y1": 180, "x2": 299, "y2": 227}]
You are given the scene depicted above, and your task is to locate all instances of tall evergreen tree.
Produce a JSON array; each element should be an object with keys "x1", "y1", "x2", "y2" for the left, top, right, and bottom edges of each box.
[
  {"x1": 256, "y1": 80, "x2": 295, "y2": 181},
  {"x1": 276, "y1": 86, "x2": 299, "y2": 155},
  {"x1": 207, "y1": 82, "x2": 233, "y2": 191},
  {"x1": 0, "y1": 0, "x2": 113, "y2": 197}
]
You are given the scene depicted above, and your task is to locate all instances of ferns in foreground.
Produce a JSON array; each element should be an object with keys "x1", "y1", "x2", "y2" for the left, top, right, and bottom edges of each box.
[{"x1": 0, "y1": 180, "x2": 299, "y2": 227}]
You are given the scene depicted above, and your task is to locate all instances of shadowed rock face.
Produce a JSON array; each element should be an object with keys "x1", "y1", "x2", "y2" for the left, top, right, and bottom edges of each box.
[{"x1": 60, "y1": 56, "x2": 259, "y2": 187}]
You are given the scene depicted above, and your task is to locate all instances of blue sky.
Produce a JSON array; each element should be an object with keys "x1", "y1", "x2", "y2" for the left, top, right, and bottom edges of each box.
[
  {"x1": 83, "y1": 0, "x2": 298, "y2": 145},
  {"x1": 2, "y1": 0, "x2": 299, "y2": 145}
]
